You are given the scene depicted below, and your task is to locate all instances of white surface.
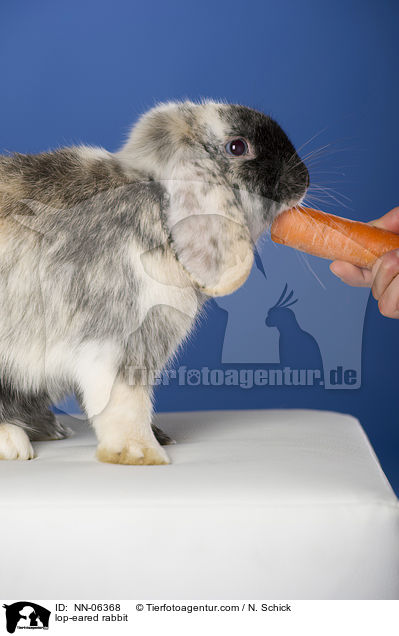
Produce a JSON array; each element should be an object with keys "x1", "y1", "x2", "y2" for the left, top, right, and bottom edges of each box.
[{"x1": 0, "y1": 409, "x2": 398, "y2": 599}]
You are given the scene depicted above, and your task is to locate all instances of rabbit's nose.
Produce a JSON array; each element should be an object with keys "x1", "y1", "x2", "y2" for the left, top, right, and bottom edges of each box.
[{"x1": 276, "y1": 158, "x2": 309, "y2": 204}]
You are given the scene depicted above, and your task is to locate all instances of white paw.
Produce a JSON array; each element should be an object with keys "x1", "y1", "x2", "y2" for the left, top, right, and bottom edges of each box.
[
  {"x1": 96, "y1": 439, "x2": 170, "y2": 465},
  {"x1": 0, "y1": 423, "x2": 35, "y2": 460}
]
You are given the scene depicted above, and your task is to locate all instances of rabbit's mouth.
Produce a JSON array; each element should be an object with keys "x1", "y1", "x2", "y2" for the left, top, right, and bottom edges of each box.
[{"x1": 278, "y1": 191, "x2": 308, "y2": 216}]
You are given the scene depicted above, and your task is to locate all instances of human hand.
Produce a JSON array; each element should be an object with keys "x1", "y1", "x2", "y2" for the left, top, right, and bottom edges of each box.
[{"x1": 330, "y1": 207, "x2": 399, "y2": 318}]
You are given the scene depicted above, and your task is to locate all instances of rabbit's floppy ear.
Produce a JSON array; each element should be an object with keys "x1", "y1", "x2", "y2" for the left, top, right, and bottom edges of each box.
[{"x1": 164, "y1": 172, "x2": 254, "y2": 297}]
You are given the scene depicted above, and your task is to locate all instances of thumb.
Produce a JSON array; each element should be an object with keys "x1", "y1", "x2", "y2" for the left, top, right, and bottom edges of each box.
[{"x1": 369, "y1": 206, "x2": 399, "y2": 233}]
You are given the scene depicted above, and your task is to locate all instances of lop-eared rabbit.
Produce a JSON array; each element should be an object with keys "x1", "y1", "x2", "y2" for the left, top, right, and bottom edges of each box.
[{"x1": 0, "y1": 101, "x2": 308, "y2": 464}]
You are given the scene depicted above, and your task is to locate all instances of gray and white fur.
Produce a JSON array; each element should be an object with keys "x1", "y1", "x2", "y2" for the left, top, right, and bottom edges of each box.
[{"x1": 0, "y1": 100, "x2": 308, "y2": 463}]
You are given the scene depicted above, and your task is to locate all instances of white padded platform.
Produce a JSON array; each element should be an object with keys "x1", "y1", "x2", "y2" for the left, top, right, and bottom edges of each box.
[{"x1": 0, "y1": 409, "x2": 398, "y2": 600}]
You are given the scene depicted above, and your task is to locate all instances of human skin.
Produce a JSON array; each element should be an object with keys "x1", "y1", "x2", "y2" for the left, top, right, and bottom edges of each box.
[{"x1": 330, "y1": 207, "x2": 399, "y2": 319}]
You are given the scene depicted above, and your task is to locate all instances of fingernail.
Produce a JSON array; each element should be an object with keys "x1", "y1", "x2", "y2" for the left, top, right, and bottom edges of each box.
[{"x1": 329, "y1": 263, "x2": 342, "y2": 278}]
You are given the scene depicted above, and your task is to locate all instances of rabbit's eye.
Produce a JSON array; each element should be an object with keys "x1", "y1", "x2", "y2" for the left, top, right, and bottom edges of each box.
[{"x1": 225, "y1": 138, "x2": 249, "y2": 157}]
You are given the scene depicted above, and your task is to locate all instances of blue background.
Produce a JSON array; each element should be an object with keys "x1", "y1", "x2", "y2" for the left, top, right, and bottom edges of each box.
[{"x1": 1, "y1": 0, "x2": 399, "y2": 491}]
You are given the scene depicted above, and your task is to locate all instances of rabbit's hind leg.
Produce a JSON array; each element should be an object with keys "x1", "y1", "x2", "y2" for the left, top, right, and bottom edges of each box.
[
  {"x1": 151, "y1": 423, "x2": 174, "y2": 446},
  {"x1": 0, "y1": 383, "x2": 71, "y2": 460}
]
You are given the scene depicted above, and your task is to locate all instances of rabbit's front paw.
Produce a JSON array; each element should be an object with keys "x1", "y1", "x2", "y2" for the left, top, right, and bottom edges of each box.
[
  {"x1": 0, "y1": 423, "x2": 35, "y2": 460},
  {"x1": 96, "y1": 439, "x2": 170, "y2": 465}
]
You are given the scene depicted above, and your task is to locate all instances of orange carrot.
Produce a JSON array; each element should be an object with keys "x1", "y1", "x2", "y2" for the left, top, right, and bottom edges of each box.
[{"x1": 270, "y1": 206, "x2": 399, "y2": 269}]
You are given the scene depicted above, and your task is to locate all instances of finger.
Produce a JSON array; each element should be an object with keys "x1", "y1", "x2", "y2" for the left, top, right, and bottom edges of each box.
[
  {"x1": 370, "y1": 206, "x2": 399, "y2": 233},
  {"x1": 377, "y1": 274, "x2": 399, "y2": 319},
  {"x1": 329, "y1": 261, "x2": 372, "y2": 287},
  {"x1": 370, "y1": 250, "x2": 399, "y2": 300}
]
